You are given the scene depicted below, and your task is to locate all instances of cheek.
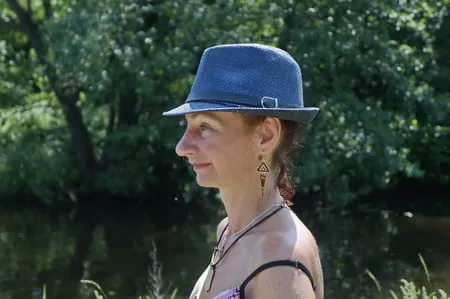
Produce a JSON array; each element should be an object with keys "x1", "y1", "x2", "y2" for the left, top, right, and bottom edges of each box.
[
  {"x1": 220, "y1": 141, "x2": 256, "y2": 173},
  {"x1": 201, "y1": 132, "x2": 258, "y2": 177}
]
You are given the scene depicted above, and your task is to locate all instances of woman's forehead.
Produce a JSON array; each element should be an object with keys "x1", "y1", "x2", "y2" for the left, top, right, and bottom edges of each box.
[{"x1": 185, "y1": 111, "x2": 238, "y2": 123}]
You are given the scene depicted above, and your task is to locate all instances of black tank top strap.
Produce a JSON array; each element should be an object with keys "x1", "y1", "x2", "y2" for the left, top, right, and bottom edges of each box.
[{"x1": 238, "y1": 259, "x2": 316, "y2": 299}]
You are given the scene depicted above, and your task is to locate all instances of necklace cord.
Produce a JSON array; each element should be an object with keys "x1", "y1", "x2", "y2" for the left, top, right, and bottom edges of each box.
[
  {"x1": 211, "y1": 203, "x2": 286, "y2": 266},
  {"x1": 214, "y1": 222, "x2": 229, "y2": 253}
]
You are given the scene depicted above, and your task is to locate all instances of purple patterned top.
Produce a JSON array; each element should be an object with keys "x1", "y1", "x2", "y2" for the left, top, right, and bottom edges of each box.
[{"x1": 213, "y1": 287, "x2": 240, "y2": 299}]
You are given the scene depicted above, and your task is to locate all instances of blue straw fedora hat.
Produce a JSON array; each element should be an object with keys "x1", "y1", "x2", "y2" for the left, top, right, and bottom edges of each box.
[{"x1": 162, "y1": 43, "x2": 319, "y2": 123}]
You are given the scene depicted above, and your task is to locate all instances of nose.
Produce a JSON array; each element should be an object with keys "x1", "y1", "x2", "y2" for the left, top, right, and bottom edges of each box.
[{"x1": 175, "y1": 130, "x2": 195, "y2": 157}]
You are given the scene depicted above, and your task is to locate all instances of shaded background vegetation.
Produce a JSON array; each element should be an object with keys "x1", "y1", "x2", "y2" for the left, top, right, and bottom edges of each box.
[
  {"x1": 1, "y1": 0, "x2": 448, "y2": 209},
  {"x1": 0, "y1": 0, "x2": 449, "y2": 298}
]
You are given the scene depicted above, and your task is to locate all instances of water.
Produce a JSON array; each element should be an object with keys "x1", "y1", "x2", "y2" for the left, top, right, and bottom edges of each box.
[
  {"x1": 0, "y1": 202, "x2": 449, "y2": 298},
  {"x1": 308, "y1": 210, "x2": 450, "y2": 298}
]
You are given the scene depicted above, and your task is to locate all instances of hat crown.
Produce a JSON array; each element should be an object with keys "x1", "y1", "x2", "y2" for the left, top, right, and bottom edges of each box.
[{"x1": 190, "y1": 44, "x2": 304, "y2": 108}]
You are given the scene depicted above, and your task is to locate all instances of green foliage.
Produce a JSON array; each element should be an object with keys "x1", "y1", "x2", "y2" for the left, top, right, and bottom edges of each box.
[
  {"x1": 0, "y1": 0, "x2": 448, "y2": 207},
  {"x1": 367, "y1": 254, "x2": 450, "y2": 299},
  {"x1": 80, "y1": 241, "x2": 178, "y2": 299},
  {"x1": 391, "y1": 280, "x2": 450, "y2": 299},
  {"x1": 367, "y1": 271, "x2": 450, "y2": 299},
  {"x1": 282, "y1": 0, "x2": 450, "y2": 203}
]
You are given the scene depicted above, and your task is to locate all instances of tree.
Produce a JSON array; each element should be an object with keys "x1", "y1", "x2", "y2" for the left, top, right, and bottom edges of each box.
[{"x1": 1, "y1": 0, "x2": 448, "y2": 209}]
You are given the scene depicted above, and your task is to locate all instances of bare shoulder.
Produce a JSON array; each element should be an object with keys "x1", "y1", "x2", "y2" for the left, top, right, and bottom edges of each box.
[
  {"x1": 251, "y1": 213, "x2": 324, "y2": 299},
  {"x1": 292, "y1": 223, "x2": 324, "y2": 299}
]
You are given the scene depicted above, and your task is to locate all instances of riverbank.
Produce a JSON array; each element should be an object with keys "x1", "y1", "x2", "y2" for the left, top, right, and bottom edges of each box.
[{"x1": 0, "y1": 190, "x2": 449, "y2": 298}]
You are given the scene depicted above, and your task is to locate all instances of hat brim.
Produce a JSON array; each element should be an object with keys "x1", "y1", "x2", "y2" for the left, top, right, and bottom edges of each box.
[{"x1": 162, "y1": 101, "x2": 319, "y2": 123}]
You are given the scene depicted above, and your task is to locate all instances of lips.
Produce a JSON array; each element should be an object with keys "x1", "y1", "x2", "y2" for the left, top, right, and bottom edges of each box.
[{"x1": 191, "y1": 163, "x2": 211, "y2": 170}]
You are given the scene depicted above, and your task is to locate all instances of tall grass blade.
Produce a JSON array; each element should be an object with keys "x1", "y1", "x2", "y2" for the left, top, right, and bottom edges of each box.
[
  {"x1": 366, "y1": 269, "x2": 382, "y2": 293},
  {"x1": 389, "y1": 289, "x2": 399, "y2": 299},
  {"x1": 81, "y1": 279, "x2": 108, "y2": 299},
  {"x1": 419, "y1": 253, "x2": 432, "y2": 288}
]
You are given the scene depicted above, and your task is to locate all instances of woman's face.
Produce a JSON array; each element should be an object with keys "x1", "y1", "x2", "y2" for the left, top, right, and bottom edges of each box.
[{"x1": 176, "y1": 112, "x2": 259, "y2": 188}]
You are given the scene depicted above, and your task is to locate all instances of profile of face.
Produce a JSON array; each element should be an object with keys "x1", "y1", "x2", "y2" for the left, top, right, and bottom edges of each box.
[{"x1": 175, "y1": 112, "x2": 281, "y2": 189}]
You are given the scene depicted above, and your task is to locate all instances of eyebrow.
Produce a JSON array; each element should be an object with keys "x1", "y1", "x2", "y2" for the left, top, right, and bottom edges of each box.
[{"x1": 186, "y1": 112, "x2": 224, "y2": 124}]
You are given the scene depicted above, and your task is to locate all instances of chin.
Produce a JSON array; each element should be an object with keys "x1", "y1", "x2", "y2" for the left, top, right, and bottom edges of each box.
[{"x1": 195, "y1": 175, "x2": 218, "y2": 188}]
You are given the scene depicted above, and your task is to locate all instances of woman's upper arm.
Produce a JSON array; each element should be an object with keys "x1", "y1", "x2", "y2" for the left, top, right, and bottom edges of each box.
[
  {"x1": 250, "y1": 235, "x2": 323, "y2": 299},
  {"x1": 251, "y1": 265, "x2": 317, "y2": 299}
]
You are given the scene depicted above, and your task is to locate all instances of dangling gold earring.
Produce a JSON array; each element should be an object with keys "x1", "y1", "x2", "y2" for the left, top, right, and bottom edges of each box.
[{"x1": 257, "y1": 155, "x2": 270, "y2": 198}]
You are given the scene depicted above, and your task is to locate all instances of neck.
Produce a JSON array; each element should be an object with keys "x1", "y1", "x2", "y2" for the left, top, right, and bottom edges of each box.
[{"x1": 219, "y1": 176, "x2": 284, "y2": 235}]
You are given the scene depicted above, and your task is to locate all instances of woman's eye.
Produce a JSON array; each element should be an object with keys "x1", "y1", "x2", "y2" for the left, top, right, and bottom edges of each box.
[{"x1": 199, "y1": 123, "x2": 212, "y2": 135}]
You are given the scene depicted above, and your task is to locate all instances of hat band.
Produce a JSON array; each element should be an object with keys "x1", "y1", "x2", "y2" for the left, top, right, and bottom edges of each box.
[{"x1": 186, "y1": 91, "x2": 300, "y2": 109}]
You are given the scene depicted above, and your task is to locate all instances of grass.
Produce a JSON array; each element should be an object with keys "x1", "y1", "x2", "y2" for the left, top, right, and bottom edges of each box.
[
  {"x1": 367, "y1": 253, "x2": 450, "y2": 299},
  {"x1": 40, "y1": 251, "x2": 448, "y2": 299},
  {"x1": 79, "y1": 279, "x2": 177, "y2": 299},
  {"x1": 50, "y1": 240, "x2": 178, "y2": 299}
]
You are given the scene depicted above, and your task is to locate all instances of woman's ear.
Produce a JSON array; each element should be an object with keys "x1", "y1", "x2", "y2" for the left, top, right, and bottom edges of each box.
[{"x1": 258, "y1": 117, "x2": 282, "y2": 155}]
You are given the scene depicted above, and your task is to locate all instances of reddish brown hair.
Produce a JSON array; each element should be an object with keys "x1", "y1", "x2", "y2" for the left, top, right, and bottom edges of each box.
[{"x1": 240, "y1": 114, "x2": 303, "y2": 204}]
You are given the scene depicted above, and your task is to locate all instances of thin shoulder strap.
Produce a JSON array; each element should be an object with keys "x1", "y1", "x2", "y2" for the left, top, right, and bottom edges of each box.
[{"x1": 239, "y1": 260, "x2": 316, "y2": 299}]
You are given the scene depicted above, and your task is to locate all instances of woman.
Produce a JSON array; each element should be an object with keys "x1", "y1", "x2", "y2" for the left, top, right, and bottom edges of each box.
[{"x1": 163, "y1": 44, "x2": 324, "y2": 299}]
